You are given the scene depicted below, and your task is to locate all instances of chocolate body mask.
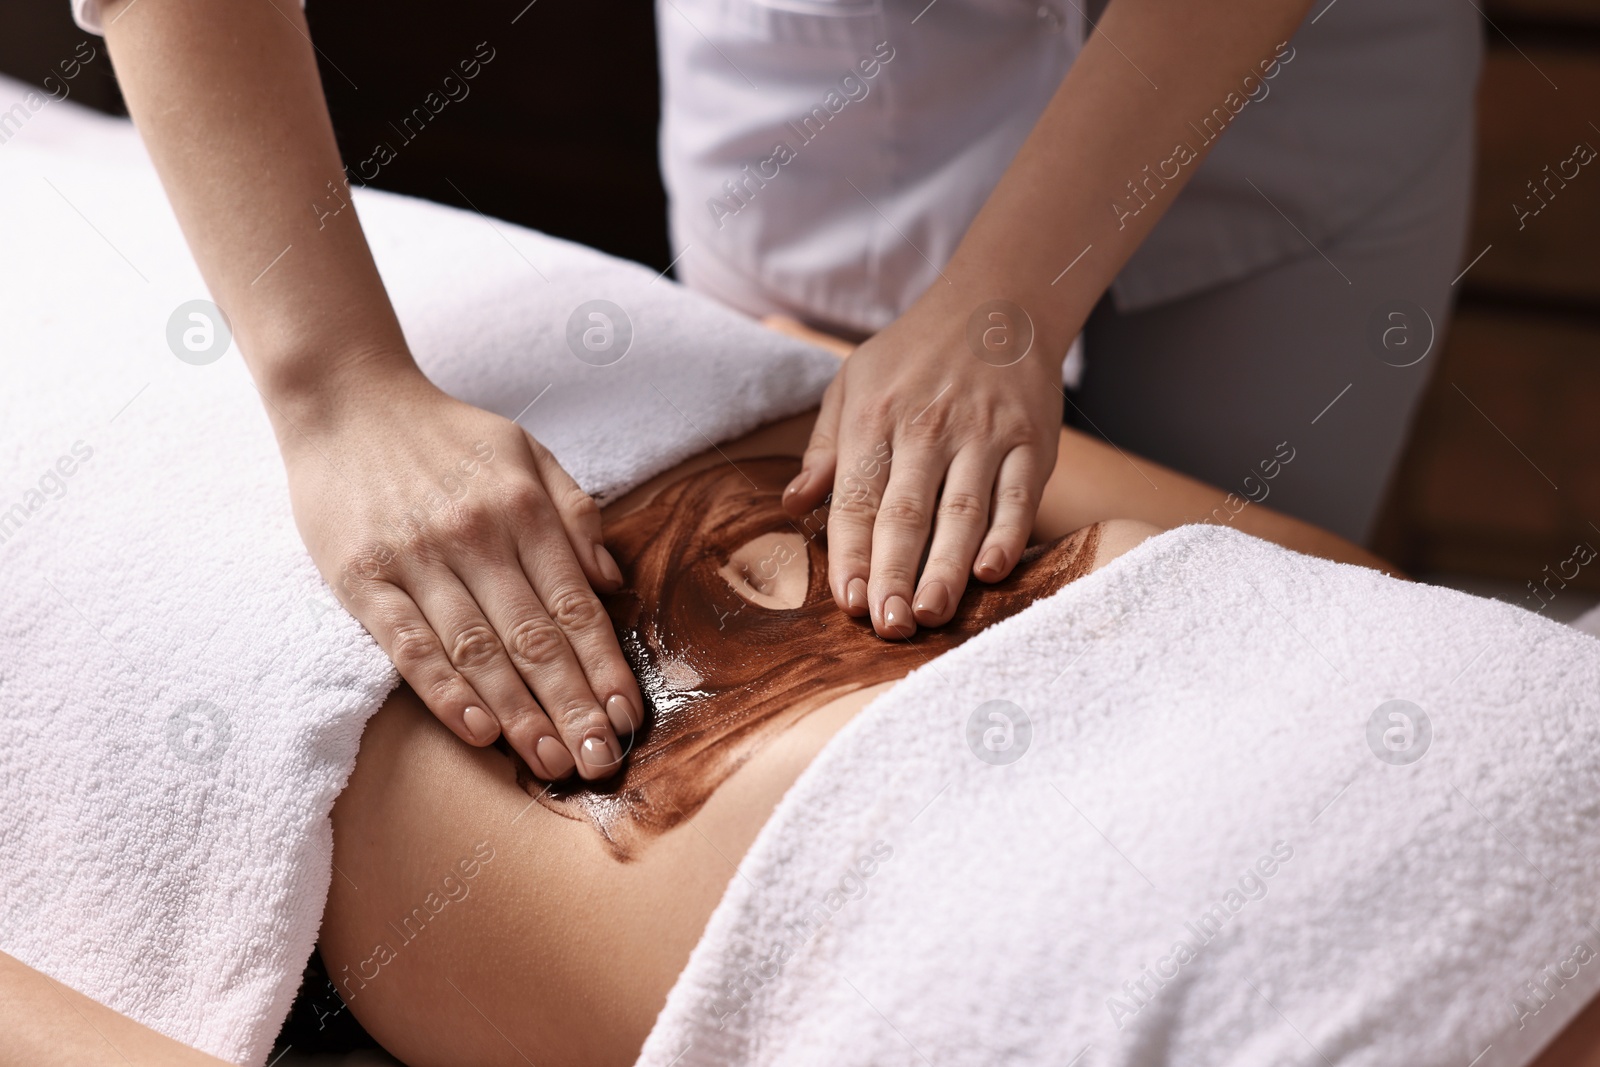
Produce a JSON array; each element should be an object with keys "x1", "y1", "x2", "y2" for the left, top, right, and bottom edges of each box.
[{"x1": 513, "y1": 456, "x2": 1101, "y2": 860}]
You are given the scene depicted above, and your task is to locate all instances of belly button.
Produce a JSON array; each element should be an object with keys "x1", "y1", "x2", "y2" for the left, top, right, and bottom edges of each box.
[{"x1": 718, "y1": 531, "x2": 809, "y2": 610}]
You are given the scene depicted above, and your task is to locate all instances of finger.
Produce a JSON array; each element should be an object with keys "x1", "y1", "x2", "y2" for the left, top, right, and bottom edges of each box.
[
  {"x1": 823, "y1": 426, "x2": 893, "y2": 619},
  {"x1": 784, "y1": 375, "x2": 843, "y2": 517},
  {"x1": 406, "y1": 568, "x2": 578, "y2": 781},
  {"x1": 974, "y1": 445, "x2": 1046, "y2": 583},
  {"x1": 522, "y1": 431, "x2": 622, "y2": 593},
  {"x1": 462, "y1": 553, "x2": 627, "y2": 782},
  {"x1": 512, "y1": 521, "x2": 636, "y2": 748},
  {"x1": 352, "y1": 580, "x2": 504, "y2": 751},
  {"x1": 913, "y1": 446, "x2": 999, "y2": 627},
  {"x1": 866, "y1": 439, "x2": 947, "y2": 639}
]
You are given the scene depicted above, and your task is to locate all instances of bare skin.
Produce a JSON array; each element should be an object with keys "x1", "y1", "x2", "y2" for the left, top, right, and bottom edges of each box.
[
  {"x1": 0, "y1": 412, "x2": 1467, "y2": 1067},
  {"x1": 0, "y1": 950, "x2": 235, "y2": 1067},
  {"x1": 315, "y1": 410, "x2": 1389, "y2": 1067},
  {"x1": 0, "y1": 304, "x2": 1394, "y2": 1065},
  {"x1": 317, "y1": 538, "x2": 1151, "y2": 1067}
]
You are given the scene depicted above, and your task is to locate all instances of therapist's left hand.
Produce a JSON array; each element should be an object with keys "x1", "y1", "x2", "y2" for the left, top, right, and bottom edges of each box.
[{"x1": 782, "y1": 294, "x2": 1067, "y2": 639}]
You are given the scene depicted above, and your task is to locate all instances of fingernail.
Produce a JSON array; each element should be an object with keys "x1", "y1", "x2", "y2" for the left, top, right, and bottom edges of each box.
[
  {"x1": 606, "y1": 693, "x2": 639, "y2": 735},
  {"x1": 578, "y1": 730, "x2": 623, "y2": 778},
  {"x1": 845, "y1": 577, "x2": 868, "y2": 615},
  {"x1": 913, "y1": 581, "x2": 949, "y2": 622},
  {"x1": 536, "y1": 734, "x2": 576, "y2": 779},
  {"x1": 785, "y1": 469, "x2": 809, "y2": 497},
  {"x1": 882, "y1": 595, "x2": 915, "y2": 637},
  {"x1": 595, "y1": 544, "x2": 623, "y2": 587},
  {"x1": 976, "y1": 546, "x2": 1007, "y2": 581},
  {"x1": 463, "y1": 706, "x2": 498, "y2": 744}
]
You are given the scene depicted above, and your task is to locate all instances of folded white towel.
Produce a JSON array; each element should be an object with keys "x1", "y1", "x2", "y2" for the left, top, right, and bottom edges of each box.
[
  {"x1": 0, "y1": 76, "x2": 833, "y2": 1065},
  {"x1": 640, "y1": 525, "x2": 1600, "y2": 1067}
]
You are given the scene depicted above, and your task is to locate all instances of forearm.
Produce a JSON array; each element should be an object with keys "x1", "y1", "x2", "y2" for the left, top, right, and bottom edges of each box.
[
  {"x1": 0, "y1": 951, "x2": 235, "y2": 1067},
  {"x1": 101, "y1": 0, "x2": 417, "y2": 428},
  {"x1": 99, "y1": 1, "x2": 642, "y2": 770},
  {"x1": 945, "y1": 0, "x2": 1315, "y2": 358}
]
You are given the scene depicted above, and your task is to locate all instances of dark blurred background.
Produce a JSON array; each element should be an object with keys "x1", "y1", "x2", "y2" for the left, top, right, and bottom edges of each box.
[
  {"x1": 0, "y1": 0, "x2": 672, "y2": 271},
  {"x1": 4, "y1": 0, "x2": 1600, "y2": 607},
  {"x1": 1368, "y1": 0, "x2": 1600, "y2": 611}
]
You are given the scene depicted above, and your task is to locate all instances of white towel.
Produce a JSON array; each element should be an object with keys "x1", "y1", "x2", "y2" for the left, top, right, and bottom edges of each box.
[
  {"x1": 639, "y1": 525, "x2": 1600, "y2": 1067},
  {"x1": 0, "y1": 76, "x2": 834, "y2": 1065}
]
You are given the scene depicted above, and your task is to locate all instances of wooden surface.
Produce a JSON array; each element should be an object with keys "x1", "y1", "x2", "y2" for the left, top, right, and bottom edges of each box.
[
  {"x1": 1466, "y1": 48, "x2": 1600, "y2": 308},
  {"x1": 1374, "y1": 17, "x2": 1600, "y2": 583},
  {"x1": 1384, "y1": 307, "x2": 1600, "y2": 591}
]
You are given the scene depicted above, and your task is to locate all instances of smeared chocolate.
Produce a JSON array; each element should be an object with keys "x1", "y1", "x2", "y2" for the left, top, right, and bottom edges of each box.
[{"x1": 510, "y1": 457, "x2": 1101, "y2": 860}]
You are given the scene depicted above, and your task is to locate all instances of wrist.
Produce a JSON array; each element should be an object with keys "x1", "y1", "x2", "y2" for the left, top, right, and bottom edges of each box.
[
  {"x1": 914, "y1": 267, "x2": 1078, "y2": 375},
  {"x1": 935, "y1": 223, "x2": 1103, "y2": 369},
  {"x1": 253, "y1": 342, "x2": 432, "y2": 443}
]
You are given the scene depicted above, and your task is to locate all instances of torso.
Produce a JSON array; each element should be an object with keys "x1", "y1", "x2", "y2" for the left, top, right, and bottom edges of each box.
[{"x1": 317, "y1": 413, "x2": 1150, "y2": 1067}]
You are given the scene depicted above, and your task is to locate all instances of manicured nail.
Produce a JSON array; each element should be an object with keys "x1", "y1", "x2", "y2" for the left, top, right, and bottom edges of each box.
[
  {"x1": 785, "y1": 469, "x2": 810, "y2": 497},
  {"x1": 577, "y1": 731, "x2": 622, "y2": 778},
  {"x1": 606, "y1": 693, "x2": 639, "y2": 735},
  {"x1": 536, "y1": 734, "x2": 576, "y2": 779},
  {"x1": 882, "y1": 595, "x2": 915, "y2": 637},
  {"x1": 845, "y1": 577, "x2": 868, "y2": 615},
  {"x1": 595, "y1": 544, "x2": 623, "y2": 587},
  {"x1": 913, "y1": 581, "x2": 949, "y2": 622},
  {"x1": 976, "y1": 546, "x2": 1007, "y2": 581},
  {"x1": 463, "y1": 705, "x2": 498, "y2": 744}
]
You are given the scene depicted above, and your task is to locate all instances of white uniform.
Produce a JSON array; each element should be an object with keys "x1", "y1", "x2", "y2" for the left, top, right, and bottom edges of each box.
[
  {"x1": 657, "y1": 0, "x2": 1483, "y2": 541},
  {"x1": 73, "y1": 0, "x2": 1484, "y2": 540},
  {"x1": 657, "y1": 0, "x2": 1481, "y2": 332}
]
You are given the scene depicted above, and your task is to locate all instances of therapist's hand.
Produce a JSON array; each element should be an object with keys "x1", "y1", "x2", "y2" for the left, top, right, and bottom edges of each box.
[
  {"x1": 782, "y1": 294, "x2": 1067, "y2": 638},
  {"x1": 278, "y1": 368, "x2": 642, "y2": 782},
  {"x1": 100, "y1": 0, "x2": 653, "y2": 780}
]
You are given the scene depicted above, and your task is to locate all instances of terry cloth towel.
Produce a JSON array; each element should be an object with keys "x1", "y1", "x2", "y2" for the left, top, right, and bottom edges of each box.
[
  {"x1": 0, "y1": 75, "x2": 834, "y2": 1065},
  {"x1": 638, "y1": 524, "x2": 1600, "y2": 1067}
]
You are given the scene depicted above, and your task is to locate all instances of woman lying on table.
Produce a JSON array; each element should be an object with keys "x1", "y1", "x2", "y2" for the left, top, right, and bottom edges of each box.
[
  {"x1": 3, "y1": 401, "x2": 1390, "y2": 1067},
  {"x1": 316, "y1": 397, "x2": 1386, "y2": 1067}
]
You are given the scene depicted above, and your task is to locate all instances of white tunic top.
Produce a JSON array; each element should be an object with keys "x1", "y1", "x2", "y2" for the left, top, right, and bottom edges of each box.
[
  {"x1": 656, "y1": 0, "x2": 1483, "y2": 335},
  {"x1": 73, "y1": 0, "x2": 1482, "y2": 341}
]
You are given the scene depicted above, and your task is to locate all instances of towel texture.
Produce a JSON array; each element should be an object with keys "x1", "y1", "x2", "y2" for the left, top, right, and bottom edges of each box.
[
  {"x1": 0, "y1": 76, "x2": 833, "y2": 1065},
  {"x1": 638, "y1": 525, "x2": 1600, "y2": 1067}
]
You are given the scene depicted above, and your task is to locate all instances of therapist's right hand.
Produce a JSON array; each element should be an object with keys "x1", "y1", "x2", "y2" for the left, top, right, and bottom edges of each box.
[{"x1": 278, "y1": 367, "x2": 642, "y2": 782}]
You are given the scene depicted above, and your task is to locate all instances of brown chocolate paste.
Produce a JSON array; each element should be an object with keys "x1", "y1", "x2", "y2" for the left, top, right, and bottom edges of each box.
[{"x1": 509, "y1": 456, "x2": 1102, "y2": 860}]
